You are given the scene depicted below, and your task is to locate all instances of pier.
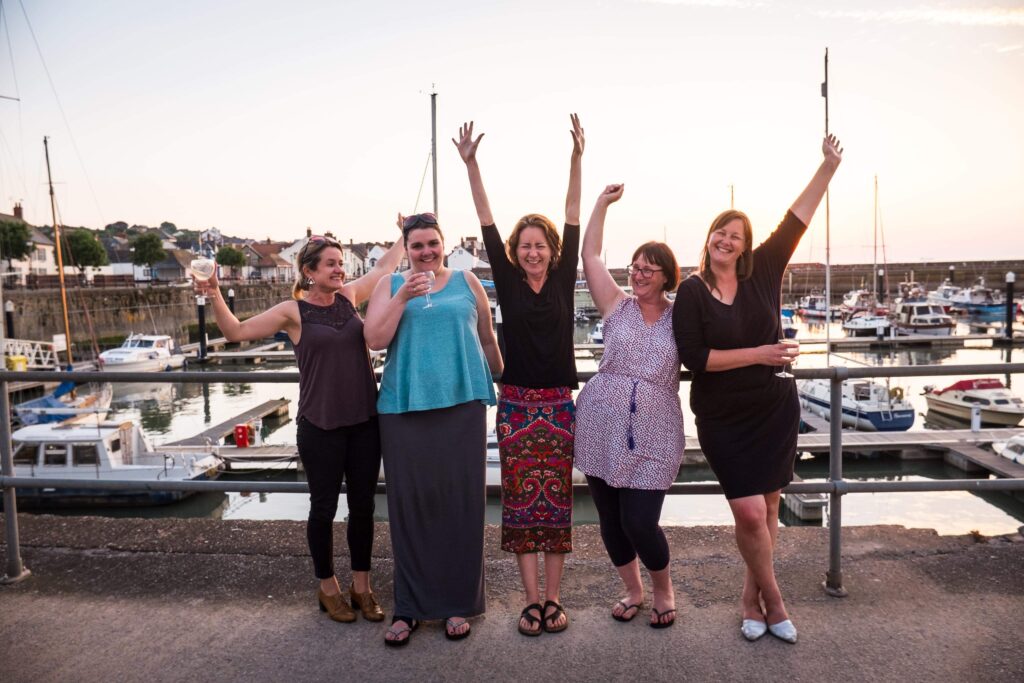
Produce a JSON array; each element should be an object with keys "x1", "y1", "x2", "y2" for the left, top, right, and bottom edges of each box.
[
  {"x1": 2, "y1": 516, "x2": 1022, "y2": 682},
  {"x1": 168, "y1": 398, "x2": 291, "y2": 446}
]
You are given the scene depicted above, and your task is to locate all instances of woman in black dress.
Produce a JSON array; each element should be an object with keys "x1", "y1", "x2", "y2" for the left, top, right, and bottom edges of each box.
[{"x1": 673, "y1": 134, "x2": 843, "y2": 644}]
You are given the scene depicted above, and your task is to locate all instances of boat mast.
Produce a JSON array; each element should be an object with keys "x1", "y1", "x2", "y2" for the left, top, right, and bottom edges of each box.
[
  {"x1": 873, "y1": 174, "x2": 878, "y2": 300},
  {"x1": 43, "y1": 136, "x2": 73, "y2": 365},
  {"x1": 822, "y1": 48, "x2": 831, "y2": 354},
  {"x1": 430, "y1": 86, "x2": 438, "y2": 218}
]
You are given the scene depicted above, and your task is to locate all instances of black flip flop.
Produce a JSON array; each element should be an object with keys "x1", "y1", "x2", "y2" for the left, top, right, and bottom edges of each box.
[
  {"x1": 542, "y1": 600, "x2": 568, "y2": 633},
  {"x1": 445, "y1": 617, "x2": 471, "y2": 641},
  {"x1": 612, "y1": 600, "x2": 642, "y2": 623},
  {"x1": 384, "y1": 616, "x2": 419, "y2": 647},
  {"x1": 650, "y1": 607, "x2": 677, "y2": 629},
  {"x1": 518, "y1": 603, "x2": 543, "y2": 636}
]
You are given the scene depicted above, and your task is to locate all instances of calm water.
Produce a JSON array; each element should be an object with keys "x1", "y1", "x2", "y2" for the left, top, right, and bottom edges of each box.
[{"x1": 33, "y1": 315, "x2": 1024, "y2": 536}]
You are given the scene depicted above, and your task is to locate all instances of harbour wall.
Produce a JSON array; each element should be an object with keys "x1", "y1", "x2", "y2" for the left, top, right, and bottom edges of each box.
[{"x1": 3, "y1": 283, "x2": 293, "y2": 350}]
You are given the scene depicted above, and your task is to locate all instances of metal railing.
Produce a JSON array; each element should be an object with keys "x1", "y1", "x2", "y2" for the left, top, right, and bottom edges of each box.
[{"x1": 3, "y1": 363, "x2": 1024, "y2": 593}]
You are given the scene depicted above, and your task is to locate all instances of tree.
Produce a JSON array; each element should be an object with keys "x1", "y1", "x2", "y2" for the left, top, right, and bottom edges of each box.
[
  {"x1": 159, "y1": 221, "x2": 178, "y2": 232},
  {"x1": 0, "y1": 219, "x2": 32, "y2": 270},
  {"x1": 130, "y1": 232, "x2": 166, "y2": 269},
  {"x1": 65, "y1": 229, "x2": 110, "y2": 274},
  {"x1": 216, "y1": 246, "x2": 247, "y2": 279},
  {"x1": 104, "y1": 221, "x2": 128, "y2": 233}
]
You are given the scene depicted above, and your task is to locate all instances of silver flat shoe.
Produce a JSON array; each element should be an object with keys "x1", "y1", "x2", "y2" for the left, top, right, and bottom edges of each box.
[
  {"x1": 741, "y1": 619, "x2": 768, "y2": 641},
  {"x1": 768, "y1": 619, "x2": 798, "y2": 643}
]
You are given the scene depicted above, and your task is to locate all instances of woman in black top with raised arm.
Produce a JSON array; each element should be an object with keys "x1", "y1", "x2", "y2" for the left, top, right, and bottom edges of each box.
[{"x1": 454, "y1": 114, "x2": 583, "y2": 636}]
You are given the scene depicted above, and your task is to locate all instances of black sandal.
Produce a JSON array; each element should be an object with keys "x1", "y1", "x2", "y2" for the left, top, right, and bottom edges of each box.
[
  {"x1": 384, "y1": 615, "x2": 419, "y2": 647},
  {"x1": 542, "y1": 600, "x2": 568, "y2": 634},
  {"x1": 518, "y1": 603, "x2": 543, "y2": 637},
  {"x1": 612, "y1": 600, "x2": 642, "y2": 623},
  {"x1": 445, "y1": 617, "x2": 471, "y2": 641},
  {"x1": 650, "y1": 607, "x2": 676, "y2": 629}
]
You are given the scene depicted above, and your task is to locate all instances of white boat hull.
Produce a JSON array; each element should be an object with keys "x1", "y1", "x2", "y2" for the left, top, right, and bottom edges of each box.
[{"x1": 923, "y1": 396, "x2": 1024, "y2": 427}]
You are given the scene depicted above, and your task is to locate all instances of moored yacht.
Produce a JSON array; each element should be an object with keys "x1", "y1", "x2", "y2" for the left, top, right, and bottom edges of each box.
[
  {"x1": 891, "y1": 301, "x2": 955, "y2": 336},
  {"x1": 923, "y1": 378, "x2": 1024, "y2": 427},
  {"x1": 98, "y1": 334, "x2": 186, "y2": 372},
  {"x1": 798, "y1": 378, "x2": 915, "y2": 432}
]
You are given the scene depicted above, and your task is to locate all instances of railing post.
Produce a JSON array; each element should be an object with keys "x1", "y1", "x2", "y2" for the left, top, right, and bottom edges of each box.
[
  {"x1": 824, "y1": 365, "x2": 848, "y2": 597},
  {"x1": 197, "y1": 295, "x2": 208, "y2": 362},
  {"x1": 0, "y1": 376, "x2": 31, "y2": 584}
]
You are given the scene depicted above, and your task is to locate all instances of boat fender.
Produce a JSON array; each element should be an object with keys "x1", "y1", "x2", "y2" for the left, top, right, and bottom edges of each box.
[{"x1": 890, "y1": 387, "x2": 904, "y2": 401}]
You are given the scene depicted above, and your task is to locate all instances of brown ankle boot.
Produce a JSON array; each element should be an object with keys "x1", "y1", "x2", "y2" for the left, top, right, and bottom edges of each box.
[
  {"x1": 350, "y1": 584, "x2": 385, "y2": 622},
  {"x1": 318, "y1": 588, "x2": 357, "y2": 623}
]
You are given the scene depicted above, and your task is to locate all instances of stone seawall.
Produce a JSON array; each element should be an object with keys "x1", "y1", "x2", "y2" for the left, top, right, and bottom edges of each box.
[{"x1": 4, "y1": 283, "x2": 293, "y2": 349}]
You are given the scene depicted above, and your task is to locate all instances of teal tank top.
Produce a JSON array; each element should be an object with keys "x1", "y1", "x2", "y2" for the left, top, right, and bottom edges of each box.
[{"x1": 377, "y1": 270, "x2": 497, "y2": 414}]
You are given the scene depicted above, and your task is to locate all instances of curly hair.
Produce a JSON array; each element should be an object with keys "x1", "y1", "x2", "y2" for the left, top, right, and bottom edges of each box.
[{"x1": 505, "y1": 214, "x2": 562, "y2": 277}]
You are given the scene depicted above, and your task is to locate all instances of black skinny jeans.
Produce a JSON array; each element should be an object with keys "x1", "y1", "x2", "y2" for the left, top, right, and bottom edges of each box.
[
  {"x1": 586, "y1": 475, "x2": 670, "y2": 571},
  {"x1": 296, "y1": 416, "x2": 381, "y2": 579}
]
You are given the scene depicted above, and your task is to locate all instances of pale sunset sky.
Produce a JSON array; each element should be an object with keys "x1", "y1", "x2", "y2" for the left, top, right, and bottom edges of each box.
[{"x1": 0, "y1": 0, "x2": 1021, "y2": 266}]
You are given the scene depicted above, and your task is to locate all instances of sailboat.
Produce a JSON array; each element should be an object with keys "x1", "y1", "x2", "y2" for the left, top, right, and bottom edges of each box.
[
  {"x1": 798, "y1": 176, "x2": 913, "y2": 431},
  {"x1": 841, "y1": 176, "x2": 891, "y2": 337}
]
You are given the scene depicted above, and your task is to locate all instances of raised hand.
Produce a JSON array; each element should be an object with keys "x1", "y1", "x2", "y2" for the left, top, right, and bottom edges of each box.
[
  {"x1": 395, "y1": 212, "x2": 406, "y2": 232},
  {"x1": 192, "y1": 269, "x2": 219, "y2": 297},
  {"x1": 597, "y1": 183, "x2": 624, "y2": 206},
  {"x1": 823, "y1": 134, "x2": 843, "y2": 165},
  {"x1": 570, "y1": 113, "x2": 585, "y2": 157},
  {"x1": 453, "y1": 121, "x2": 484, "y2": 164}
]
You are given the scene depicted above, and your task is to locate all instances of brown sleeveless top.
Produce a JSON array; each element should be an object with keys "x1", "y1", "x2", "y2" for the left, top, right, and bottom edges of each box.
[{"x1": 294, "y1": 294, "x2": 377, "y2": 429}]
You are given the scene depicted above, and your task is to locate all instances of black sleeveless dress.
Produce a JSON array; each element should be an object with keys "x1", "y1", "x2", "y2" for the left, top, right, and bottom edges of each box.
[{"x1": 672, "y1": 211, "x2": 805, "y2": 499}]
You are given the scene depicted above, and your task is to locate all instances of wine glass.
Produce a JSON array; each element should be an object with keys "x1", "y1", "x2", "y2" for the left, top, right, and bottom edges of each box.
[
  {"x1": 422, "y1": 270, "x2": 436, "y2": 309},
  {"x1": 190, "y1": 258, "x2": 216, "y2": 281},
  {"x1": 775, "y1": 339, "x2": 799, "y2": 378}
]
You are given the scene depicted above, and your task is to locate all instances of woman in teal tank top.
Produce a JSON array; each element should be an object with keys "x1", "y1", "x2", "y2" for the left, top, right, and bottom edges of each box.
[{"x1": 364, "y1": 215, "x2": 503, "y2": 647}]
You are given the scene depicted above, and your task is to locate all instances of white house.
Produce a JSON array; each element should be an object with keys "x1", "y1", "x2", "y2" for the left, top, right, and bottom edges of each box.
[
  {"x1": 447, "y1": 236, "x2": 489, "y2": 271},
  {"x1": 0, "y1": 203, "x2": 59, "y2": 285}
]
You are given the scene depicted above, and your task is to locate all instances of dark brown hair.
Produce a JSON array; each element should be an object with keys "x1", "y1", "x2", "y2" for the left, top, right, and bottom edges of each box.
[
  {"x1": 698, "y1": 209, "x2": 753, "y2": 296},
  {"x1": 292, "y1": 236, "x2": 343, "y2": 300},
  {"x1": 505, "y1": 214, "x2": 562, "y2": 278},
  {"x1": 631, "y1": 241, "x2": 680, "y2": 292}
]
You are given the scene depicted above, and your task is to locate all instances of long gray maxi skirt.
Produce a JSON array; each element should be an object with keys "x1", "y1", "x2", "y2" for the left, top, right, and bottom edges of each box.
[{"x1": 380, "y1": 400, "x2": 487, "y2": 620}]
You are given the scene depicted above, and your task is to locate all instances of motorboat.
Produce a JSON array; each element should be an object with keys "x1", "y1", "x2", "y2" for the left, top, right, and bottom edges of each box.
[
  {"x1": 991, "y1": 435, "x2": 1024, "y2": 465},
  {"x1": 796, "y1": 293, "x2": 839, "y2": 320},
  {"x1": 841, "y1": 310, "x2": 892, "y2": 337},
  {"x1": 14, "y1": 382, "x2": 113, "y2": 426},
  {"x1": 839, "y1": 289, "x2": 888, "y2": 317},
  {"x1": 98, "y1": 334, "x2": 186, "y2": 372},
  {"x1": 949, "y1": 278, "x2": 1005, "y2": 316},
  {"x1": 588, "y1": 321, "x2": 604, "y2": 345},
  {"x1": 781, "y1": 315, "x2": 797, "y2": 340},
  {"x1": 895, "y1": 281, "x2": 927, "y2": 303},
  {"x1": 798, "y1": 378, "x2": 915, "y2": 432},
  {"x1": 890, "y1": 301, "x2": 956, "y2": 336},
  {"x1": 926, "y1": 280, "x2": 962, "y2": 311},
  {"x1": 922, "y1": 378, "x2": 1024, "y2": 427},
  {"x1": 8, "y1": 420, "x2": 221, "y2": 507}
]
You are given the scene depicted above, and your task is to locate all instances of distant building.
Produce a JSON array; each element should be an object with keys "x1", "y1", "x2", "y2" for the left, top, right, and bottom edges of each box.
[
  {"x1": 248, "y1": 239, "x2": 294, "y2": 282},
  {"x1": 0, "y1": 203, "x2": 59, "y2": 285},
  {"x1": 448, "y1": 236, "x2": 490, "y2": 271}
]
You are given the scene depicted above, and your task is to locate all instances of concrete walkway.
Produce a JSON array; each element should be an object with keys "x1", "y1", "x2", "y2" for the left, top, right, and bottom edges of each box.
[{"x1": 2, "y1": 515, "x2": 1023, "y2": 682}]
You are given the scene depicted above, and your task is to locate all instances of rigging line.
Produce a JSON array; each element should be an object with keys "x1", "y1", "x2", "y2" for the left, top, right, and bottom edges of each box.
[
  {"x1": 16, "y1": 0, "x2": 105, "y2": 225},
  {"x1": 413, "y1": 150, "x2": 431, "y2": 213}
]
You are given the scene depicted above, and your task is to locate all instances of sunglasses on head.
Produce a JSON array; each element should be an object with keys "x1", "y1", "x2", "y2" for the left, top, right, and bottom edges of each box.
[{"x1": 402, "y1": 213, "x2": 438, "y2": 231}]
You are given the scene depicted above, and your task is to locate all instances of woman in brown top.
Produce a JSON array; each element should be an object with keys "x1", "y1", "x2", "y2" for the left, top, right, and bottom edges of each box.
[{"x1": 194, "y1": 226, "x2": 403, "y2": 625}]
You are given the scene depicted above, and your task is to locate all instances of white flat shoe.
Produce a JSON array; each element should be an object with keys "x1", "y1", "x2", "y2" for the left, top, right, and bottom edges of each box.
[
  {"x1": 741, "y1": 619, "x2": 768, "y2": 641},
  {"x1": 768, "y1": 619, "x2": 798, "y2": 643}
]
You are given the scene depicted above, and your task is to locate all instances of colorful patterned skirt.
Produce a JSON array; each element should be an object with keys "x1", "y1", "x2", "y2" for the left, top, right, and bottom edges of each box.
[{"x1": 497, "y1": 384, "x2": 575, "y2": 554}]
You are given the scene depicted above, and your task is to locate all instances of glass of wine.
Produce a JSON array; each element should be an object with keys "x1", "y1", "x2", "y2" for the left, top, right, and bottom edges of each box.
[
  {"x1": 422, "y1": 270, "x2": 436, "y2": 309},
  {"x1": 190, "y1": 258, "x2": 216, "y2": 281},
  {"x1": 775, "y1": 338, "x2": 799, "y2": 378}
]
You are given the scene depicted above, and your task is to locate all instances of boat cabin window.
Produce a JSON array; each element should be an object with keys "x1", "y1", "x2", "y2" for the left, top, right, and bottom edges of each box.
[
  {"x1": 962, "y1": 396, "x2": 990, "y2": 406},
  {"x1": 13, "y1": 443, "x2": 37, "y2": 465},
  {"x1": 110, "y1": 438, "x2": 121, "y2": 453},
  {"x1": 1008, "y1": 443, "x2": 1024, "y2": 455},
  {"x1": 72, "y1": 443, "x2": 100, "y2": 466},
  {"x1": 128, "y1": 339, "x2": 155, "y2": 348},
  {"x1": 994, "y1": 399, "x2": 1010, "y2": 405},
  {"x1": 853, "y1": 384, "x2": 872, "y2": 401},
  {"x1": 43, "y1": 443, "x2": 68, "y2": 466}
]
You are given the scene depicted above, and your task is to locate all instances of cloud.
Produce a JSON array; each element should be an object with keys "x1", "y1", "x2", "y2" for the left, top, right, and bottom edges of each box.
[
  {"x1": 635, "y1": 0, "x2": 766, "y2": 8},
  {"x1": 813, "y1": 6, "x2": 1024, "y2": 29}
]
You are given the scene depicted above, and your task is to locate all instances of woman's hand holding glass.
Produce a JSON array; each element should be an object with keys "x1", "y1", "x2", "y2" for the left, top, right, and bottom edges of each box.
[
  {"x1": 399, "y1": 271, "x2": 433, "y2": 306},
  {"x1": 774, "y1": 339, "x2": 800, "y2": 378}
]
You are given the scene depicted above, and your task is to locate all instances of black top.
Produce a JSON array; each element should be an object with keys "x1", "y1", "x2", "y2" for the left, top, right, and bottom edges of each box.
[
  {"x1": 482, "y1": 223, "x2": 579, "y2": 389},
  {"x1": 294, "y1": 294, "x2": 378, "y2": 430},
  {"x1": 671, "y1": 211, "x2": 806, "y2": 498}
]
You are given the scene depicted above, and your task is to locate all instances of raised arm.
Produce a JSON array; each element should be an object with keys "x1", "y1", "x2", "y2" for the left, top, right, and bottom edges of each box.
[
  {"x1": 342, "y1": 214, "x2": 406, "y2": 307},
  {"x1": 565, "y1": 113, "x2": 584, "y2": 225},
  {"x1": 362, "y1": 271, "x2": 431, "y2": 350},
  {"x1": 789, "y1": 134, "x2": 843, "y2": 226},
  {"x1": 453, "y1": 121, "x2": 494, "y2": 226},
  {"x1": 582, "y1": 184, "x2": 628, "y2": 317},
  {"x1": 193, "y1": 271, "x2": 299, "y2": 343}
]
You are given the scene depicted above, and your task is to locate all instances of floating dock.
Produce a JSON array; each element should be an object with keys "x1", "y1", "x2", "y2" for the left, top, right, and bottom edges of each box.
[{"x1": 168, "y1": 398, "x2": 291, "y2": 446}]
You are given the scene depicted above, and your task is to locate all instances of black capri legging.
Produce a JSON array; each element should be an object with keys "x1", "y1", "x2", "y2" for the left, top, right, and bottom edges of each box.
[
  {"x1": 586, "y1": 475, "x2": 670, "y2": 571},
  {"x1": 296, "y1": 416, "x2": 381, "y2": 579}
]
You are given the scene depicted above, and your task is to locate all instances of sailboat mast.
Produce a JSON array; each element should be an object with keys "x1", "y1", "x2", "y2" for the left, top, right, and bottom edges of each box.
[
  {"x1": 43, "y1": 136, "x2": 74, "y2": 365},
  {"x1": 873, "y1": 175, "x2": 878, "y2": 297},
  {"x1": 430, "y1": 88, "x2": 438, "y2": 217},
  {"x1": 822, "y1": 48, "x2": 831, "y2": 350}
]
